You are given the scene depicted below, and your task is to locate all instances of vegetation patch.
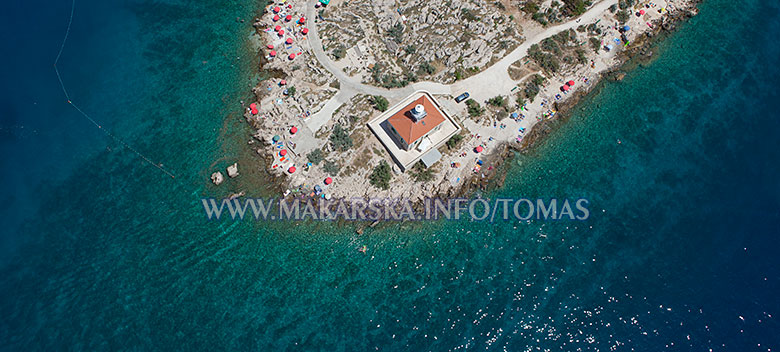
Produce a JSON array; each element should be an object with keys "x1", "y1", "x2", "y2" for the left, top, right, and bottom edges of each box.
[
  {"x1": 409, "y1": 161, "x2": 434, "y2": 182},
  {"x1": 446, "y1": 134, "x2": 464, "y2": 149},
  {"x1": 329, "y1": 124, "x2": 353, "y2": 151},
  {"x1": 369, "y1": 160, "x2": 392, "y2": 190},
  {"x1": 372, "y1": 95, "x2": 389, "y2": 112},
  {"x1": 465, "y1": 99, "x2": 484, "y2": 118},
  {"x1": 307, "y1": 148, "x2": 324, "y2": 165}
]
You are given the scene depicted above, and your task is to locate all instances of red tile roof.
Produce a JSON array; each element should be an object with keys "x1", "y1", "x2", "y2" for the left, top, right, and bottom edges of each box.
[{"x1": 387, "y1": 95, "x2": 446, "y2": 145}]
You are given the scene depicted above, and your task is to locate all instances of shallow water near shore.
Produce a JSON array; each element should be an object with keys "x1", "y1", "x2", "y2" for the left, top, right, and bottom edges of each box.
[{"x1": 2, "y1": 0, "x2": 780, "y2": 350}]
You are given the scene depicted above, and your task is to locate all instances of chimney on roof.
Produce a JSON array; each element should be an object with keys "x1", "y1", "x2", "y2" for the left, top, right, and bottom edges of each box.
[{"x1": 410, "y1": 104, "x2": 427, "y2": 123}]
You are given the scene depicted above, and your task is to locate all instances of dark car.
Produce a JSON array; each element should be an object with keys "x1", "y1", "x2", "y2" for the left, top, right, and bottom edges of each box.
[{"x1": 454, "y1": 92, "x2": 470, "y2": 103}]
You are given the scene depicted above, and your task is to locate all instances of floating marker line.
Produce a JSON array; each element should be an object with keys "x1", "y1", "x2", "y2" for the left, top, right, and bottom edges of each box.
[{"x1": 54, "y1": 0, "x2": 176, "y2": 179}]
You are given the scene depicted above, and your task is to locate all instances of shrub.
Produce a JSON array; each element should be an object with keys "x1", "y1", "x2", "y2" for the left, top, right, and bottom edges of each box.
[
  {"x1": 286, "y1": 86, "x2": 296, "y2": 97},
  {"x1": 388, "y1": 23, "x2": 404, "y2": 44},
  {"x1": 561, "y1": 0, "x2": 589, "y2": 16},
  {"x1": 405, "y1": 71, "x2": 419, "y2": 83},
  {"x1": 307, "y1": 148, "x2": 324, "y2": 165},
  {"x1": 487, "y1": 95, "x2": 506, "y2": 108},
  {"x1": 461, "y1": 8, "x2": 480, "y2": 22},
  {"x1": 589, "y1": 37, "x2": 601, "y2": 53},
  {"x1": 418, "y1": 61, "x2": 436, "y2": 75},
  {"x1": 369, "y1": 160, "x2": 392, "y2": 189},
  {"x1": 528, "y1": 44, "x2": 561, "y2": 73},
  {"x1": 465, "y1": 99, "x2": 484, "y2": 117},
  {"x1": 410, "y1": 161, "x2": 434, "y2": 182},
  {"x1": 454, "y1": 69, "x2": 464, "y2": 81},
  {"x1": 332, "y1": 45, "x2": 346, "y2": 60},
  {"x1": 446, "y1": 134, "x2": 463, "y2": 149},
  {"x1": 532, "y1": 12, "x2": 547, "y2": 25},
  {"x1": 576, "y1": 48, "x2": 587, "y2": 64},
  {"x1": 516, "y1": 94, "x2": 526, "y2": 106},
  {"x1": 616, "y1": 9, "x2": 629, "y2": 23},
  {"x1": 329, "y1": 124, "x2": 353, "y2": 151},
  {"x1": 323, "y1": 160, "x2": 341, "y2": 176},
  {"x1": 522, "y1": 1, "x2": 540, "y2": 14},
  {"x1": 524, "y1": 74, "x2": 546, "y2": 100},
  {"x1": 372, "y1": 95, "x2": 389, "y2": 112},
  {"x1": 371, "y1": 64, "x2": 384, "y2": 83},
  {"x1": 404, "y1": 45, "x2": 416, "y2": 55}
]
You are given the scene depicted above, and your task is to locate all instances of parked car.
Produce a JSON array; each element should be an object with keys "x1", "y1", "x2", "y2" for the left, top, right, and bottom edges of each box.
[{"x1": 454, "y1": 92, "x2": 470, "y2": 103}]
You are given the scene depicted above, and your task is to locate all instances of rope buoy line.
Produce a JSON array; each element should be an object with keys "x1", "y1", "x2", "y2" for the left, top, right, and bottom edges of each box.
[{"x1": 54, "y1": 0, "x2": 176, "y2": 179}]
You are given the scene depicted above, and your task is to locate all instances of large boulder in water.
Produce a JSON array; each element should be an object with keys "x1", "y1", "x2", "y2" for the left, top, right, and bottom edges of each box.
[
  {"x1": 227, "y1": 163, "x2": 239, "y2": 178},
  {"x1": 211, "y1": 171, "x2": 224, "y2": 185}
]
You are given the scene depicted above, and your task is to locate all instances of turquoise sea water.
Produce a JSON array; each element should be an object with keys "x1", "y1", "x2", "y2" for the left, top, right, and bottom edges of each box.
[{"x1": 2, "y1": 0, "x2": 779, "y2": 350}]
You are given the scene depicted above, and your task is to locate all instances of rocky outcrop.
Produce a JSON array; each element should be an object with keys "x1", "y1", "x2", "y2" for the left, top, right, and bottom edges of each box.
[
  {"x1": 211, "y1": 171, "x2": 224, "y2": 185},
  {"x1": 227, "y1": 163, "x2": 239, "y2": 178}
]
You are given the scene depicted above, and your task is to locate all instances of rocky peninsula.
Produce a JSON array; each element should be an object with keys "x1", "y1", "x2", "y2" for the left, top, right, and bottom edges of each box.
[{"x1": 215, "y1": 0, "x2": 701, "y2": 203}]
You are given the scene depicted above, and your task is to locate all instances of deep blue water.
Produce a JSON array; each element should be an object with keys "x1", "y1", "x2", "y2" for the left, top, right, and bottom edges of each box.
[{"x1": 1, "y1": 0, "x2": 779, "y2": 350}]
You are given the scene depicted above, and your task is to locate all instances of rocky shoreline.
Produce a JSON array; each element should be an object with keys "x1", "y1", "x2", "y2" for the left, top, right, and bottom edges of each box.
[
  {"x1": 217, "y1": 0, "x2": 702, "y2": 225},
  {"x1": 517, "y1": 2, "x2": 701, "y2": 156}
]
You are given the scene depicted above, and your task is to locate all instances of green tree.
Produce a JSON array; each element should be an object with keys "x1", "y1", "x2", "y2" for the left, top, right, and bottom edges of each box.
[
  {"x1": 323, "y1": 160, "x2": 341, "y2": 176},
  {"x1": 418, "y1": 61, "x2": 436, "y2": 75},
  {"x1": 388, "y1": 23, "x2": 404, "y2": 43},
  {"x1": 369, "y1": 160, "x2": 392, "y2": 190},
  {"x1": 372, "y1": 95, "x2": 389, "y2": 112},
  {"x1": 487, "y1": 95, "x2": 506, "y2": 108},
  {"x1": 329, "y1": 124, "x2": 353, "y2": 151},
  {"x1": 589, "y1": 37, "x2": 601, "y2": 53},
  {"x1": 332, "y1": 45, "x2": 346, "y2": 60},
  {"x1": 616, "y1": 10, "x2": 629, "y2": 23},
  {"x1": 446, "y1": 134, "x2": 464, "y2": 149},
  {"x1": 465, "y1": 99, "x2": 484, "y2": 117},
  {"x1": 307, "y1": 148, "x2": 324, "y2": 165},
  {"x1": 410, "y1": 161, "x2": 434, "y2": 182}
]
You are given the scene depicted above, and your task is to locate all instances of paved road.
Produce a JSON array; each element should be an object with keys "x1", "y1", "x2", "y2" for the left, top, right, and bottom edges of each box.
[{"x1": 304, "y1": 0, "x2": 618, "y2": 131}]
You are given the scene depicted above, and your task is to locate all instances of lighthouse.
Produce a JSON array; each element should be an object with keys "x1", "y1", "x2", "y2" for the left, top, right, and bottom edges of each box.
[{"x1": 410, "y1": 104, "x2": 427, "y2": 122}]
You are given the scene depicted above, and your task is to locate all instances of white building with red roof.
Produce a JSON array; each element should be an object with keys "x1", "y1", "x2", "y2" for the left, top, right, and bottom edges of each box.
[{"x1": 368, "y1": 91, "x2": 461, "y2": 172}]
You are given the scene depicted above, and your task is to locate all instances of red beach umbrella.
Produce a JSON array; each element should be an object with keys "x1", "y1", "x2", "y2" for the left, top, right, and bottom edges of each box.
[
  {"x1": 302, "y1": 28, "x2": 309, "y2": 35},
  {"x1": 639, "y1": 9, "x2": 645, "y2": 15},
  {"x1": 324, "y1": 177, "x2": 332, "y2": 185},
  {"x1": 273, "y1": 6, "x2": 280, "y2": 13},
  {"x1": 288, "y1": 53, "x2": 296, "y2": 60},
  {"x1": 278, "y1": 29, "x2": 284, "y2": 36},
  {"x1": 249, "y1": 103, "x2": 257, "y2": 109},
  {"x1": 274, "y1": 25, "x2": 281, "y2": 31},
  {"x1": 269, "y1": 50, "x2": 277, "y2": 57},
  {"x1": 285, "y1": 15, "x2": 292, "y2": 22},
  {"x1": 568, "y1": 80, "x2": 575, "y2": 86},
  {"x1": 299, "y1": 17, "x2": 306, "y2": 24},
  {"x1": 475, "y1": 146, "x2": 484, "y2": 153},
  {"x1": 280, "y1": 149, "x2": 288, "y2": 156},
  {"x1": 267, "y1": 44, "x2": 274, "y2": 49},
  {"x1": 251, "y1": 108, "x2": 258, "y2": 115},
  {"x1": 273, "y1": 15, "x2": 280, "y2": 21},
  {"x1": 290, "y1": 126, "x2": 298, "y2": 134},
  {"x1": 280, "y1": 79, "x2": 287, "y2": 85},
  {"x1": 288, "y1": 166, "x2": 296, "y2": 173},
  {"x1": 561, "y1": 85, "x2": 570, "y2": 91},
  {"x1": 285, "y1": 38, "x2": 293, "y2": 45}
]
